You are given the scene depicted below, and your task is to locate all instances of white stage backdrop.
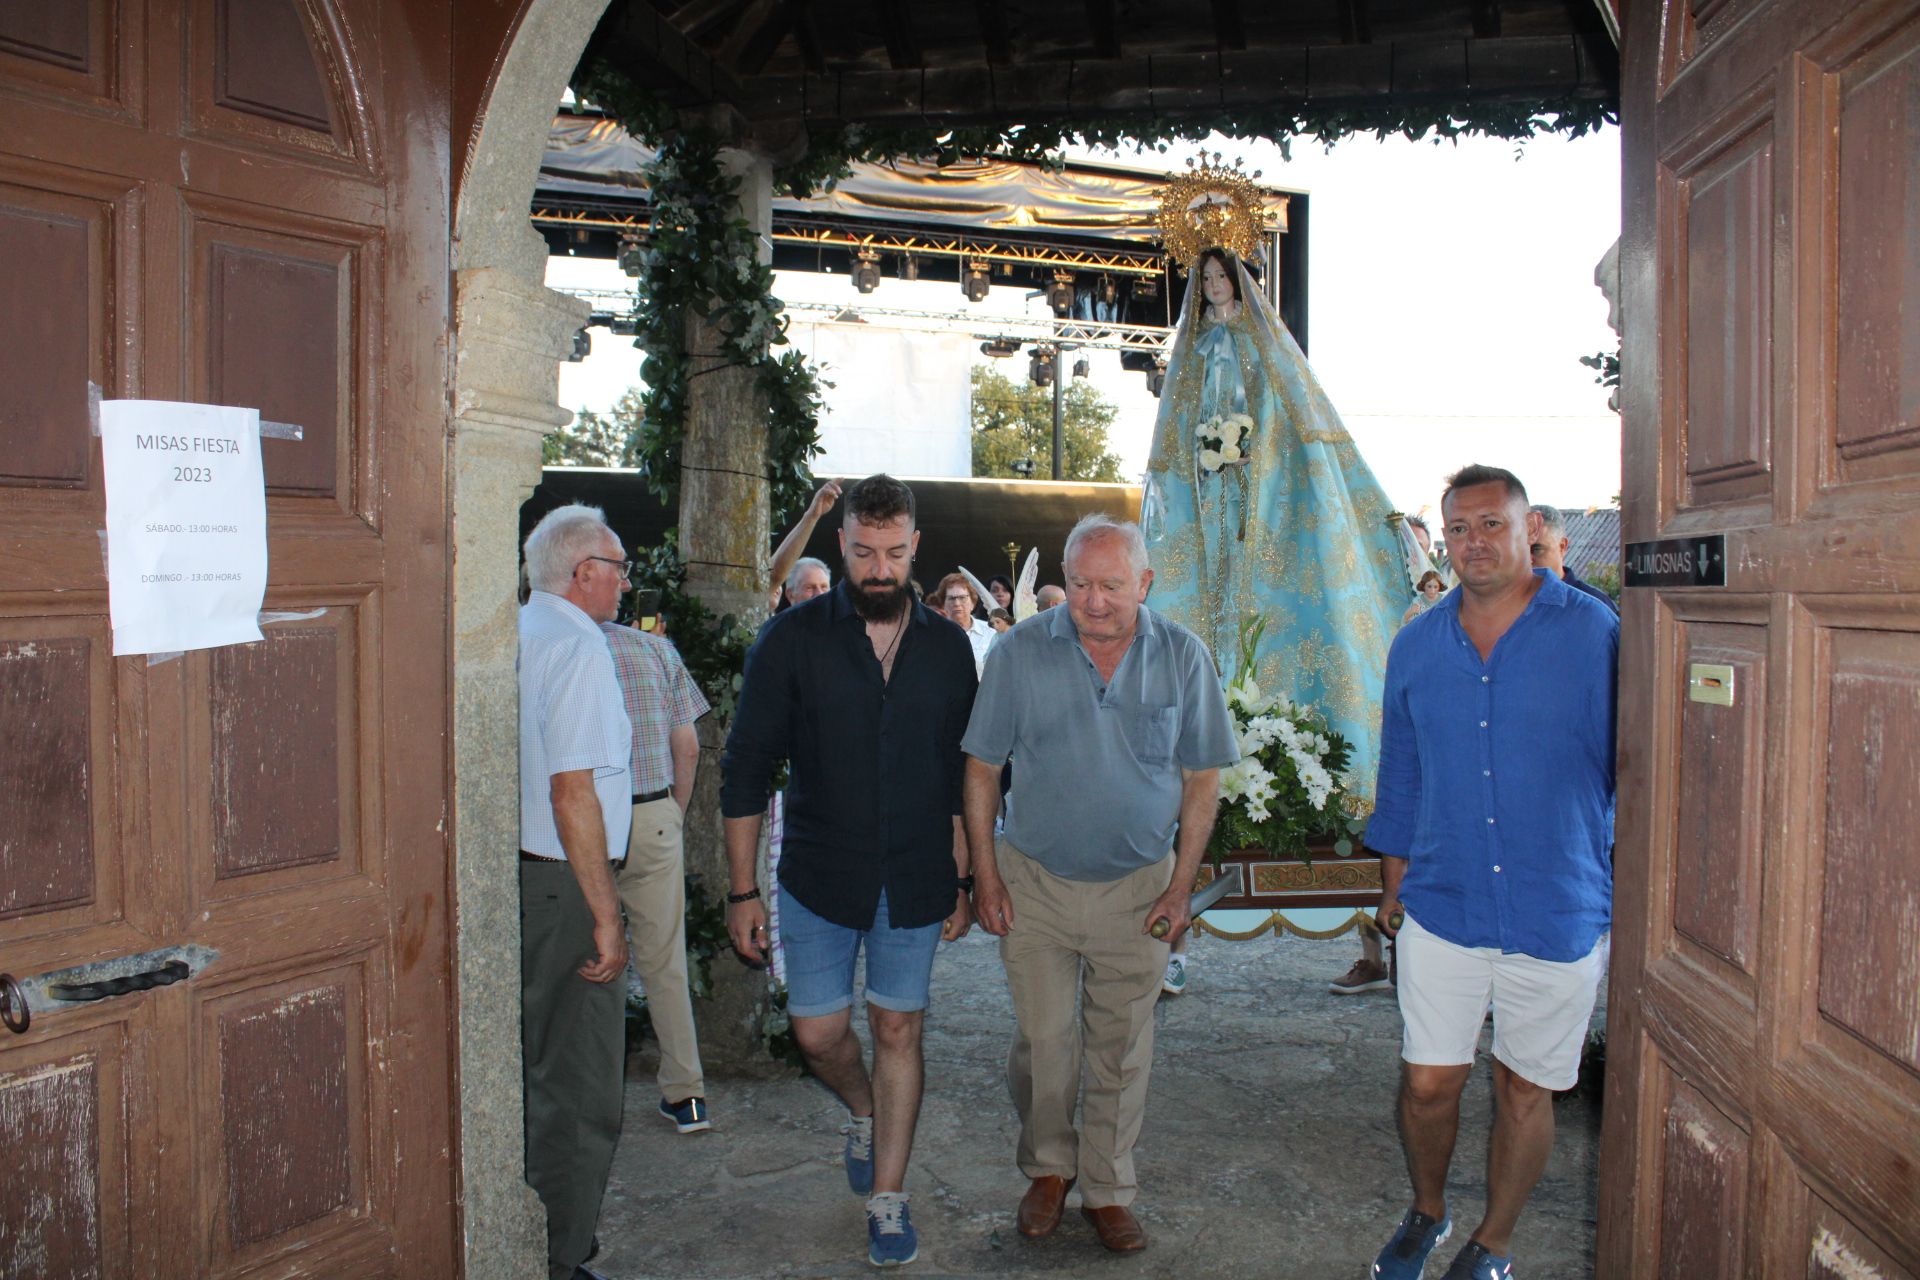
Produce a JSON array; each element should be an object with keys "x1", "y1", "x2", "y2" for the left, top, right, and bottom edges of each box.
[{"x1": 791, "y1": 323, "x2": 976, "y2": 478}]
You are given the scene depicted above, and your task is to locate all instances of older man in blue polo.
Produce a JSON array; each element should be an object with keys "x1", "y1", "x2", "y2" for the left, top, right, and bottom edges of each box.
[
  {"x1": 1368, "y1": 464, "x2": 1618, "y2": 1280},
  {"x1": 962, "y1": 512, "x2": 1237, "y2": 1255}
]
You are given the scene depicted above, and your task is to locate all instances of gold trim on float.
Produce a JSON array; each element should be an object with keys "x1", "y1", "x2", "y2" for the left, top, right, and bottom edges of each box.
[{"x1": 1193, "y1": 908, "x2": 1375, "y2": 941}]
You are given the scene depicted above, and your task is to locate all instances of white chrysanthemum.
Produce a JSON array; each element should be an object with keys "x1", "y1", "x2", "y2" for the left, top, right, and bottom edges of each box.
[
  {"x1": 1198, "y1": 447, "x2": 1224, "y2": 472},
  {"x1": 1221, "y1": 443, "x2": 1242, "y2": 463},
  {"x1": 1218, "y1": 418, "x2": 1242, "y2": 446}
]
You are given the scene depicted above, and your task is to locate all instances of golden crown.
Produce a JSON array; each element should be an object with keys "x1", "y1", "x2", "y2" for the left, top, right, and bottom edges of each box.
[{"x1": 1154, "y1": 152, "x2": 1268, "y2": 268}]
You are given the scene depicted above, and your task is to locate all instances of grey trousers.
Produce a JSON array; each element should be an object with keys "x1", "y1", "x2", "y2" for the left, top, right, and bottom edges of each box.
[{"x1": 521, "y1": 859, "x2": 627, "y2": 1280}]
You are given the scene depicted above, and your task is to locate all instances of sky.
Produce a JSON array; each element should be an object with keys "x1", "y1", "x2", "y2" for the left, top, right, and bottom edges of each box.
[{"x1": 550, "y1": 124, "x2": 1623, "y2": 519}]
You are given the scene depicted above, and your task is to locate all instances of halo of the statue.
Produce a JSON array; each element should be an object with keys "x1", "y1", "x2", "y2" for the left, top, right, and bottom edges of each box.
[{"x1": 1155, "y1": 152, "x2": 1270, "y2": 267}]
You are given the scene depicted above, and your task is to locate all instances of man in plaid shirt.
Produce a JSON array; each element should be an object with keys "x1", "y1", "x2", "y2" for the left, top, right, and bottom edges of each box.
[{"x1": 601, "y1": 618, "x2": 714, "y2": 1134}]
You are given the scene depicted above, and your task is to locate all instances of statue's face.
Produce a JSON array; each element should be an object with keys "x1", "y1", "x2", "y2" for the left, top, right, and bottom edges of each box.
[{"x1": 1201, "y1": 257, "x2": 1236, "y2": 311}]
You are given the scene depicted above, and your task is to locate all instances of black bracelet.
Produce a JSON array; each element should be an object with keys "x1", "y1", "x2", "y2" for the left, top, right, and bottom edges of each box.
[
  {"x1": 726, "y1": 887, "x2": 761, "y2": 904},
  {"x1": 956, "y1": 875, "x2": 976, "y2": 893}
]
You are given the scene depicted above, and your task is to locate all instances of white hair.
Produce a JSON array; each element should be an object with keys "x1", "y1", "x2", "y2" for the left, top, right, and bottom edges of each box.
[
  {"x1": 785, "y1": 556, "x2": 830, "y2": 594},
  {"x1": 1063, "y1": 512, "x2": 1149, "y2": 577},
  {"x1": 1529, "y1": 503, "x2": 1568, "y2": 539},
  {"x1": 524, "y1": 503, "x2": 615, "y2": 594}
]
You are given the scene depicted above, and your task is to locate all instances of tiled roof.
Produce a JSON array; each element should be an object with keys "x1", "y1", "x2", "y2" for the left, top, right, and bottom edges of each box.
[{"x1": 1557, "y1": 506, "x2": 1622, "y2": 575}]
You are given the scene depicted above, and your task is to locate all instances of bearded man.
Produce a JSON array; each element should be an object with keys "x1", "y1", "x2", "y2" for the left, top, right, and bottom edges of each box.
[{"x1": 720, "y1": 474, "x2": 977, "y2": 1269}]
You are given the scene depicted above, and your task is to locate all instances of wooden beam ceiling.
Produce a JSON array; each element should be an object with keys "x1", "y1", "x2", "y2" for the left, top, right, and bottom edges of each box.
[
  {"x1": 1209, "y1": 0, "x2": 1246, "y2": 52},
  {"x1": 879, "y1": 0, "x2": 924, "y2": 69},
  {"x1": 719, "y1": 0, "x2": 793, "y2": 76},
  {"x1": 1340, "y1": 0, "x2": 1372, "y2": 45},
  {"x1": 975, "y1": 0, "x2": 1013, "y2": 64},
  {"x1": 1085, "y1": 0, "x2": 1120, "y2": 59}
]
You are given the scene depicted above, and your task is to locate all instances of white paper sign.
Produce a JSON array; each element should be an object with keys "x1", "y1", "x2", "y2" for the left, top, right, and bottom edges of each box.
[{"x1": 100, "y1": 400, "x2": 268, "y2": 656}]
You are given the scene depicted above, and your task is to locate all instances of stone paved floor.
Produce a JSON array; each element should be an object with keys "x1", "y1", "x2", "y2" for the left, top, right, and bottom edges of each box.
[{"x1": 595, "y1": 925, "x2": 1602, "y2": 1279}]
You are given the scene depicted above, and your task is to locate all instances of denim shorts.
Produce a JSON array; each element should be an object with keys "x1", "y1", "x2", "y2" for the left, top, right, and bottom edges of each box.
[{"x1": 780, "y1": 888, "x2": 943, "y2": 1019}]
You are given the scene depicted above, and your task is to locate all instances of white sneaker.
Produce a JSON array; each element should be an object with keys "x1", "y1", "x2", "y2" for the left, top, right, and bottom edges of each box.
[{"x1": 1161, "y1": 955, "x2": 1188, "y2": 996}]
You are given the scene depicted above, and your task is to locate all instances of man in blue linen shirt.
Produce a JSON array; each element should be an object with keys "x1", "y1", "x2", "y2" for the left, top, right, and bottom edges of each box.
[
  {"x1": 1366, "y1": 466, "x2": 1618, "y2": 1280},
  {"x1": 963, "y1": 514, "x2": 1238, "y2": 1255}
]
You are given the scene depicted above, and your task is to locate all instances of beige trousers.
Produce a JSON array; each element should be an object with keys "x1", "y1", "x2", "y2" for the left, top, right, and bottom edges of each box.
[
  {"x1": 997, "y1": 839, "x2": 1172, "y2": 1209},
  {"x1": 618, "y1": 797, "x2": 705, "y2": 1101}
]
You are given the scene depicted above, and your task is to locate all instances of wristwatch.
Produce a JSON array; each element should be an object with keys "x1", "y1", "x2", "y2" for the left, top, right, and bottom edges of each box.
[{"x1": 956, "y1": 875, "x2": 976, "y2": 893}]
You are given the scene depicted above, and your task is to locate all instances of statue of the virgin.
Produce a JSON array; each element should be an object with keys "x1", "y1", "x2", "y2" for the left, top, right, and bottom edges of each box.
[{"x1": 1143, "y1": 173, "x2": 1409, "y2": 798}]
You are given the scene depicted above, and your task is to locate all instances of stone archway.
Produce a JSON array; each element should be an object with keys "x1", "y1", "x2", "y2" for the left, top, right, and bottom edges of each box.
[{"x1": 447, "y1": 2, "x2": 609, "y2": 1274}]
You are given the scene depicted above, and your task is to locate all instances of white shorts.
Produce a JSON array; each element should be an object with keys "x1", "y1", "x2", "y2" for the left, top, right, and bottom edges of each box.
[{"x1": 1396, "y1": 913, "x2": 1607, "y2": 1091}]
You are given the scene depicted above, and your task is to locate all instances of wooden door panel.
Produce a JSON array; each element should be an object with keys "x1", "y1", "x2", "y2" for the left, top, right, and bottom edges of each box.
[
  {"x1": 0, "y1": 166, "x2": 133, "y2": 489},
  {"x1": 0, "y1": 613, "x2": 152, "y2": 982},
  {"x1": 1812, "y1": 624, "x2": 1920, "y2": 1075},
  {"x1": 187, "y1": 201, "x2": 372, "y2": 507},
  {"x1": 1656, "y1": 1080, "x2": 1751, "y2": 1280},
  {"x1": 207, "y1": 621, "x2": 356, "y2": 880},
  {"x1": 184, "y1": 0, "x2": 365, "y2": 167},
  {"x1": 1834, "y1": 14, "x2": 1920, "y2": 474},
  {"x1": 1671, "y1": 614, "x2": 1768, "y2": 979},
  {"x1": 0, "y1": 1014, "x2": 146, "y2": 1279},
  {"x1": 195, "y1": 958, "x2": 388, "y2": 1273},
  {"x1": 0, "y1": 0, "x2": 139, "y2": 120},
  {"x1": 1809, "y1": 1199, "x2": 1916, "y2": 1280}
]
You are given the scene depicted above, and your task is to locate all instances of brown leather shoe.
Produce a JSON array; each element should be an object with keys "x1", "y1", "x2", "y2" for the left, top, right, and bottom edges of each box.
[
  {"x1": 1017, "y1": 1175, "x2": 1074, "y2": 1238},
  {"x1": 1080, "y1": 1204, "x2": 1148, "y2": 1252}
]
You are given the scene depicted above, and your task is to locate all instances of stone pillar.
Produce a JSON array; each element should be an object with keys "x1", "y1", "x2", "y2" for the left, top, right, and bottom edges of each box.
[
  {"x1": 449, "y1": 243, "x2": 589, "y2": 1279},
  {"x1": 678, "y1": 145, "x2": 778, "y2": 1072}
]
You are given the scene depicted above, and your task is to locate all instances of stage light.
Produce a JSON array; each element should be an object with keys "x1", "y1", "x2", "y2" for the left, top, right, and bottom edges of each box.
[
  {"x1": 1029, "y1": 347, "x2": 1055, "y2": 387},
  {"x1": 1146, "y1": 357, "x2": 1167, "y2": 398},
  {"x1": 568, "y1": 328, "x2": 591, "y2": 362},
  {"x1": 851, "y1": 248, "x2": 881, "y2": 294},
  {"x1": 900, "y1": 253, "x2": 920, "y2": 281},
  {"x1": 609, "y1": 315, "x2": 640, "y2": 336},
  {"x1": 1133, "y1": 274, "x2": 1160, "y2": 300},
  {"x1": 1073, "y1": 356, "x2": 1090, "y2": 379},
  {"x1": 962, "y1": 260, "x2": 991, "y2": 302},
  {"x1": 618, "y1": 235, "x2": 645, "y2": 278},
  {"x1": 1098, "y1": 276, "x2": 1119, "y2": 307},
  {"x1": 1046, "y1": 270, "x2": 1076, "y2": 318},
  {"x1": 979, "y1": 337, "x2": 1022, "y2": 358}
]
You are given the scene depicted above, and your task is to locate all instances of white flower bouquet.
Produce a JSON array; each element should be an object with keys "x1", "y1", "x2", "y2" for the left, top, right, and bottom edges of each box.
[
  {"x1": 1194, "y1": 411, "x2": 1255, "y2": 475},
  {"x1": 1210, "y1": 615, "x2": 1371, "y2": 865}
]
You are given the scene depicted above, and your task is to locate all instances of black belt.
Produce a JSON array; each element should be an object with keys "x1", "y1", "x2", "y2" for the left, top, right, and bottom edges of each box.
[
  {"x1": 632, "y1": 787, "x2": 671, "y2": 805},
  {"x1": 520, "y1": 850, "x2": 626, "y2": 872}
]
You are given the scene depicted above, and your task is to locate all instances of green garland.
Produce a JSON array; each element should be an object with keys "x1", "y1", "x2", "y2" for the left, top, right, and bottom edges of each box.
[
  {"x1": 615, "y1": 121, "x2": 827, "y2": 525},
  {"x1": 577, "y1": 56, "x2": 1615, "y2": 199}
]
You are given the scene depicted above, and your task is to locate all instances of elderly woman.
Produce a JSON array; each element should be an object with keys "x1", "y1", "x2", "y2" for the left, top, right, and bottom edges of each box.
[{"x1": 937, "y1": 572, "x2": 995, "y2": 677}]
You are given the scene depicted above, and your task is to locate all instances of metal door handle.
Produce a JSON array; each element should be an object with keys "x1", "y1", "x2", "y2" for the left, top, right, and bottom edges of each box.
[
  {"x1": 0, "y1": 973, "x2": 29, "y2": 1034},
  {"x1": 48, "y1": 960, "x2": 190, "y2": 1003}
]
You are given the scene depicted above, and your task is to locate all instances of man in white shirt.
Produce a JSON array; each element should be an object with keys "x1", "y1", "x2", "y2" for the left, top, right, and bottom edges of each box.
[{"x1": 519, "y1": 502, "x2": 634, "y2": 1280}]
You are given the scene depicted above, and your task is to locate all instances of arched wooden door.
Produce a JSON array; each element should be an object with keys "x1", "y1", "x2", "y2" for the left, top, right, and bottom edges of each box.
[
  {"x1": 0, "y1": 2, "x2": 457, "y2": 1274},
  {"x1": 1603, "y1": 1, "x2": 1920, "y2": 1275}
]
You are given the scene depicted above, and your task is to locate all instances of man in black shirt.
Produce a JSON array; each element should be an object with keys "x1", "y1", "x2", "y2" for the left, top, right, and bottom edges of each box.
[{"x1": 720, "y1": 474, "x2": 977, "y2": 1269}]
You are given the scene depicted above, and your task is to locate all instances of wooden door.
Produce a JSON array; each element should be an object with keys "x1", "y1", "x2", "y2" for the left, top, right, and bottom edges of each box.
[
  {"x1": 0, "y1": 1, "x2": 457, "y2": 1275},
  {"x1": 1602, "y1": 1, "x2": 1920, "y2": 1275}
]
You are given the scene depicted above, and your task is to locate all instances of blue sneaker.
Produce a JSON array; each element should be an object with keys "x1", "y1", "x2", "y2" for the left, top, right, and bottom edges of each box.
[
  {"x1": 1441, "y1": 1241, "x2": 1513, "y2": 1279},
  {"x1": 1372, "y1": 1206, "x2": 1453, "y2": 1278},
  {"x1": 866, "y1": 1192, "x2": 918, "y2": 1267},
  {"x1": 658, "y1": 1096, "x2": 712, "y2": 1134},
  {"x1": 842, "y1": 1114, "x2": 875, "y2": 1195}
]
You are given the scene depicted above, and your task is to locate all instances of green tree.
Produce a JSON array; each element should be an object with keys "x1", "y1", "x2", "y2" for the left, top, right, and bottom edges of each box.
[
  {"x1": 543, "y1": 387, "x2": 645, "y2": 467},
  {"x1": 970, "y1": 364, "x2": 1126, "y2": 483}
]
